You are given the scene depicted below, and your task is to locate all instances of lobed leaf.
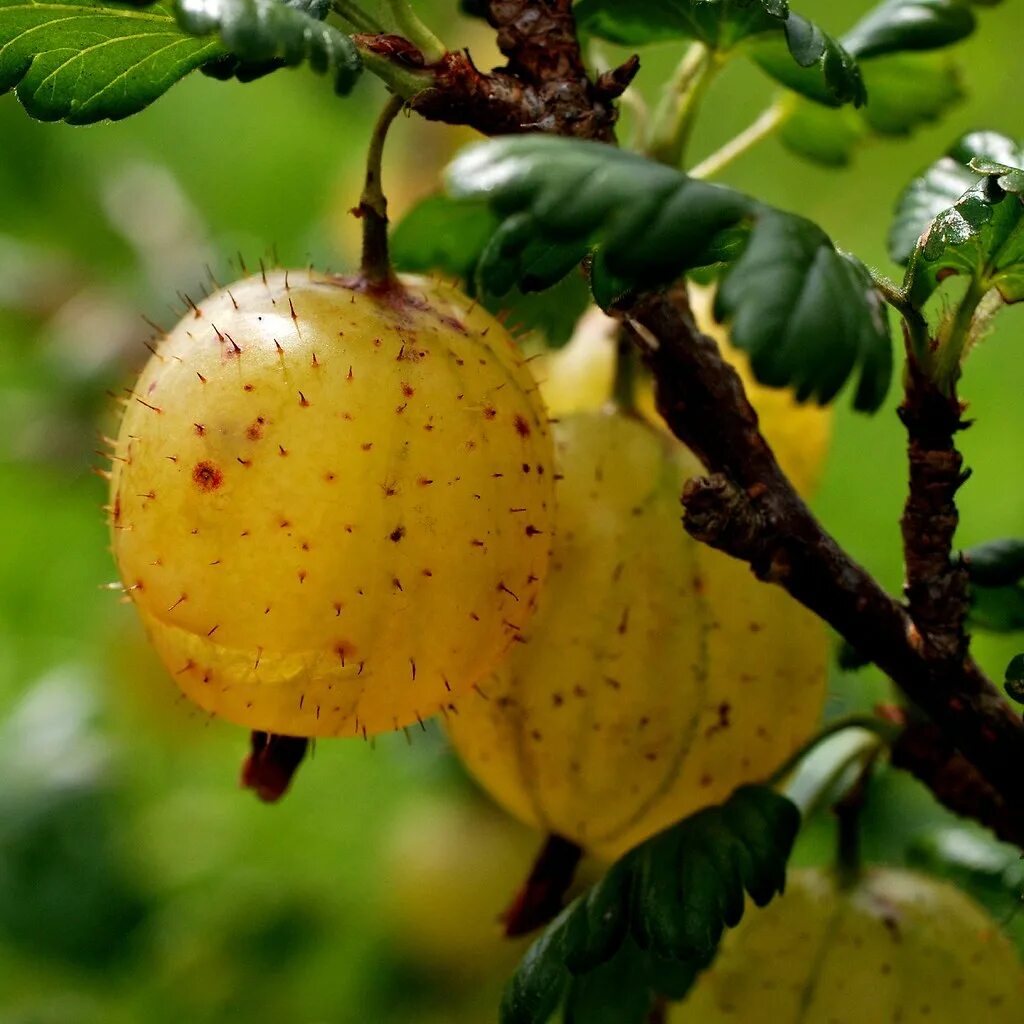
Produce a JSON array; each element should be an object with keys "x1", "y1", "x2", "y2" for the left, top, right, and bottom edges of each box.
[
  {"x1": 842, "y1": 0, "x2": 995, "y2": 61},
  {"x1": 390, "y1": 194, "x2": 591, "y2": 347},
  {"x1": 962, "y1": 538, "x2": 1024, "y2": 589},
  {"x1": 175, "y1": 0, "x2": 360, "y2": 94},
  {"x1": 445, "y1": 136, "x2": 892, "y2": 409},
  {"x1": 0, "y1": 0, "x2": 221, "y2": 122},
  {"x1": 889, "y1": 131, "x2": 1023, "y2": 263},
  {"x1": 499, "y1": 786, "x2": 800, "y2": 1024},
  {"x1": 894, "y1": 134, "x2": 1024, "y2": 306},
  {"x1": 574, "y1": 0, "x2": 787, "y2": 49},
  {"x1": 0, "y1": 0, "x2": 358, "y2": 124}
]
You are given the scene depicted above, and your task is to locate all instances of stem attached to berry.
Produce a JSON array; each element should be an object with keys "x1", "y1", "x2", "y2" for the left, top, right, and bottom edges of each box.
[{"x1": 359, "y1": 92, "x2": 406, "y2": 288}]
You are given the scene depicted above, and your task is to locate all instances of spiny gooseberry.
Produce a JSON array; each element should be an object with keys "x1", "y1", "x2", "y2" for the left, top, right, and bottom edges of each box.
[
  {"x1": 676, "y1": 867, "x2": 1024, "y2": 1023},
  {"x1": 108, "y1": 270, "x2": 554, "y2": 738},
  {"x1": 446, "y1": 405, "x2": 828, "y2": 860}
]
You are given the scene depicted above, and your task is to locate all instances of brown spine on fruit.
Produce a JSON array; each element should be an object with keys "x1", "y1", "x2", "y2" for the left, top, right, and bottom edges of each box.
[{"x1": 241, "y1": 731, "x2": 310, "y2": 802}]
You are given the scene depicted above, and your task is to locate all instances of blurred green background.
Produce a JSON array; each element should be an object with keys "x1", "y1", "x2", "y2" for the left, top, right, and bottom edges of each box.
[{"x1": 0, "y1": 1, "x2": 1022, "y2": 1021}]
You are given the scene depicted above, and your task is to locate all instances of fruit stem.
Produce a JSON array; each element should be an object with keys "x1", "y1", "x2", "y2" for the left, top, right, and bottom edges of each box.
[
  {"x1": 613, "y1": 329, "x2": 640, "y2": 414},
  {"x1": 359, "y1": 92, "x2": 406, "y2": 288},
  {"x1": 833, "y1": 753, "x2": 877, "y2": 889}
]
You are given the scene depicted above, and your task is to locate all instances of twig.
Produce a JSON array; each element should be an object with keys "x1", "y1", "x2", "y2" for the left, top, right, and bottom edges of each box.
[
  {"x1": 899, "y1": 358, "x2": 971, "y2": 660},
  {"x1": 619, "y1": 284, "x2": 1024, "y2": 837},
  {"x1": 689, "y1": 97, "x2": 791, "y2": 179},
  {"x1": 354, "y1": 0, "x2": 639, "y2": 141}
]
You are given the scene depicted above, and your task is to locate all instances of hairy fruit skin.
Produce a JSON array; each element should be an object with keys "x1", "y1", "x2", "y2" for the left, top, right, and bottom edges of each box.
[
  {"x1": 446, "y1": 409, "x2": 827, "y2": 860},
  {"x1": 676, "y1": 868, "x2": 1024, "y2": 1022},
  {"x1": 110, "y1": 271, "x2": 554, "y2": 737}
]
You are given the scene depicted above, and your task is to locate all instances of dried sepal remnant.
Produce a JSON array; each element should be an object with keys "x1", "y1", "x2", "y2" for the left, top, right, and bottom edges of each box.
[
  {"x1": 109, "y1": 271, "x2": 555, "y2": 738},
  {"x1": 678, "y1": 868, "x2": 1024, "y2": 1023},
  {"x1": 446, "y1": 408, "x2": 828, "y2": 861}
]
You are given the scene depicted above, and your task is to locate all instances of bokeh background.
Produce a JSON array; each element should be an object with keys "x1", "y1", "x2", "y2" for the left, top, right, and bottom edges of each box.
[{"x1": 0, "y1": 1, "x2": 1022, "y2": 1021}]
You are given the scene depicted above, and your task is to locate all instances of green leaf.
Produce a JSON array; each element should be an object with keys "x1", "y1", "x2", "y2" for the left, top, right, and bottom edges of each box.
[
  {"x1": 499, "y1": 786, "x2": 800, "y2": 1024},
  {"x1": 0, "y1": 0, "x2": 359, "y2": 124},
  {"x1": 391, "y1": 194, "x2": 501, "y2": 283},
  {"x1": 391, "y1": 194, "x2": 591, "y2": 347},
  {"x1": 445, "y1": 136, "x2": 892, "y2": 410},
  {"x1": 842, "y1": 0, "x2": 980, "y2": 60},
  {"x1": 968, "y1": 585, "x2": 1024, "y2": 634},
  {"x1": 715, "y1": 209, "x2": 892, "y2": 409},
  {"x1": 779, "y1": 56, "x2": 964, "y2": 167},
  {"x1": 748, "y1": 14, "x2": 865, "y2": 107},
  {"x1": 174, "y1": 0, "x2": 360, "y2": 95},
  {"x1": 0, "y1": 0, "x2": 220, "y2": 122},
  {"x1": 962, "y1": 538, "x2": 1024, "y2": 588},
  {"x1": 900, "y1": 160, "x2": 1024, "y2": 307},
  {"x1": 574, "y1": 0, "x2": 787, "y2": 48},
  {"x1": 1004, "y1": 654, "x2": 1024, "y2": 704},
  {"x1": 889, "y1": 131, "x2": 1023, "y2": 263}
]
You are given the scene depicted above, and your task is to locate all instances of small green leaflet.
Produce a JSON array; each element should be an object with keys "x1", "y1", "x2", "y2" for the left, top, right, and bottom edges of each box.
[
  {"x1": 390, "y1": 194, "x2": 591, "y2": 347},
  {"x1": 842, "y1": 0, "x2": 984, "y2": 61},
  {"x1": 961, "y1": 538, "x2": 1024, "y2": 639},
  {"x1": 500, "y1": 786, "x2": 800, "y2": 1024},
  {"x1": 0, "y1": 0, "x2": 220, "y2": 122},
  {"x1": 894, "y1": 133, "x2": 1024, "y2": 306},
  {"x1": 779, "y1": 54, "x2": 963, "y2": 167},
  {"x1": 0, "y1": 0, "x2": 359, "y2": 124},
  {"x1": 962, "y1": 538, "x2": 1024, "y2": 588},
  {"x1": 574, "y1": 0, "x2": 787, "y2": 49},
  {"x1": 576, "y1": 0, "x2": 863, "y2": 109},
  {"x1": 175, "y1": 0, "x2": 359, "y2": 93},
  {"x1": 1005, "y1": 654, "x2": 1024, "y2": 704},
  {"x1": 888, "y1": 132, "x2": 1020, "y2": 262},
  {"x1": 445, "y1": 136, "x2": 892, "y2": 410}
]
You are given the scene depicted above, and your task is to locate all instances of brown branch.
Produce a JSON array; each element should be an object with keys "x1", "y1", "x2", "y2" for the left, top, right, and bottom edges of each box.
[
  {"x1": 898, "y1": 358, "x2": 972, "y2": 660},
  {"x1": 355, "y1": 0, "x2": 639, "y2": 141},
  {"x1": 892, "y1": 722, "x2": 1024, "y2": 847},
  {"x1": 620, "y1": 284, "x2": 1024, "y2": 840},
  {"x1": 357, "y1": 3, "x2": 1024, "y2": 846}
]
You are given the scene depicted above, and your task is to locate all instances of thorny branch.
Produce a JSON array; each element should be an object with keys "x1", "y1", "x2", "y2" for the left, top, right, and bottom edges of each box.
[
  {"x1": 361, "y1": 2, "x2": 1024, "y2": 846},
  {"x1": 622, "y1": 285, "x2": 1024, "y2": 846},
  {"x1": 356, "y1": 0, "x2": 639, "y2": 140}
]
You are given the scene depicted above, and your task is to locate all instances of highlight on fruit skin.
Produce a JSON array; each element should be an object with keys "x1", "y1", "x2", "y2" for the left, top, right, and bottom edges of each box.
[
  {"x1": 674, "y1": 867, "x2": 1024, "y2": 1022},
  {"x1": 107, "y1": 270, "x2": 555, "y2": 738},
  {"x1": 446, "y1": 406, "x2": 829, "y2": 861}
]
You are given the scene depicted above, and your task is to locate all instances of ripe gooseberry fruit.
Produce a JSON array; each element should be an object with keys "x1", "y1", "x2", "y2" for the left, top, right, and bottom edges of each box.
[
  {"x1": 445, "y1": 319, "x2": 828, "y2": 861},
  {"x1": 108, "y1": 270, "x2": 554, "y2": 738},
  {"x1": 675, "y1": 867, "x2": 1024, "y2": 1022}
]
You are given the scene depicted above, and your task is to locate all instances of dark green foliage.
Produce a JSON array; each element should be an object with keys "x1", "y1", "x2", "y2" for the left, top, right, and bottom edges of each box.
[
  {"x1": 175, "y1": 0, "x2": 360, "y2": 93},
  {"x1": 962, "y1": 538, "x2": 1024, "y2": 588},
  {"x1": 390, "y1": 194, "x2": 591, "y2": 346},
  {"x1": 0, "y1": 0, "x2": 359, "y2": 124},
  {"x1": 0, "y1": 0, "x2": 221, "y2": 122},
  {"x1": 889, "y1": 131, "x2": 1024, "y2": 263},
  {"x1": 893, "y1": 133, "x2": 1024, "y2": 306},
  {"x1": 1004, "y1": 653, "x2": 1024, "y2": 704},
  {"x1": 574, "y1": 0, "x2": 787, "y2": 49},
  {"x1": 500, "y1": 786, "x2": 800, "y2": 1024},
  {"x1": 961, "y1": 538, "x2": 1024, "y2": 638},
  {"x1": 445, "y1": 136, "x2": 892, "y2": 409},
  {"x1": 842, "y1": 0, "x2": 984, "y2": 60}
]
